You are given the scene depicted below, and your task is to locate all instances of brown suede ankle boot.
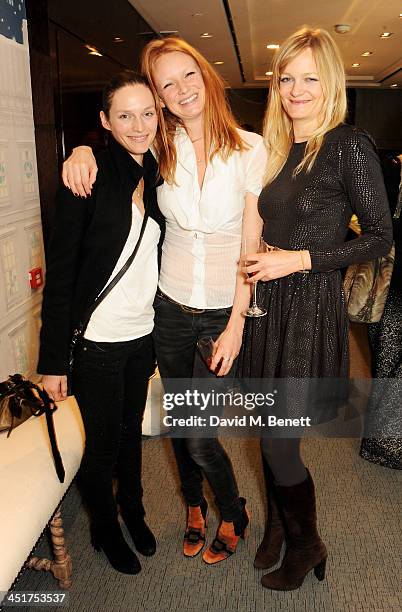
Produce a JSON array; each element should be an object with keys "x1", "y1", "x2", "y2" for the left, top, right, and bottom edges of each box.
[
  {"x1": 261, "y1": 470, "x2": 327, "y2": 591},
  {"x1": 254, "y1": 457, "x2": 285, "y2": 569}
]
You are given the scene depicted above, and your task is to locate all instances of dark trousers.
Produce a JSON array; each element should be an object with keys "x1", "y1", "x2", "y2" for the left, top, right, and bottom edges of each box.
[
  {"x1": 153, "y1": 292, "x2": 241, "y2": 522},
  {"x1": 72, "y1": 334, "x2": 155, "y2": 527}
]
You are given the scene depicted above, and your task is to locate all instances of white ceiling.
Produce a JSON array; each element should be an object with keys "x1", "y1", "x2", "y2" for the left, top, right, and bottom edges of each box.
[{"x1": 128, "y1": 0, "x2": 402, "y2": 89}]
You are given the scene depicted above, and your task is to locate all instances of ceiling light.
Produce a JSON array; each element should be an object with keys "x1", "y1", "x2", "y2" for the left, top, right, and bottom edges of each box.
[
  {"x1": 85, "y1": 44, "x2": 103, "y2": 57},
  {"x1": 192, "y1": 12, "x2": 203, "y2": 17},
  {"x1": 113, "y1": 37, "x2": 124, "y2": 43},
  {"x1": 334, "y1": 24, "x2": 351, "y2": 34},
  {"x1": 201, "y1": 32, "x2": 213, "y2": 38},
  {"x1": 265, "y1": 71, "x2": 273, "y2": 75},
  {"x1": 361, "y1": 51, "x2": 373, "y2": 56},
  {"x1": 352, "y1": 63, "x2": 360, "y2": 67},
  {"x1": 390, "y1": 83, "x2": 398, "y2": 88},
  {"x1": 380, "y1": 32, "x2": 393, "y2": 38},
  {"x1": 266, "y1": 44, "x2": 279, "y2": 49},
  {"x1": 214, "y1": 61, "x2": 224, "y2": 65}
]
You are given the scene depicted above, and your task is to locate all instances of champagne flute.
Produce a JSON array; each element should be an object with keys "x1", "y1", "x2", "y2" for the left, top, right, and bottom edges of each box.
[{"x1": 242, "y1": 237, "x2": 267, "y2": 318}]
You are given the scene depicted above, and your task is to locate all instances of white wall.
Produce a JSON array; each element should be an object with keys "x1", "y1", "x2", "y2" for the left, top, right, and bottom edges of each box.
[{"x1": 0, "y1": 16, "x2": 44, "y2": 380}]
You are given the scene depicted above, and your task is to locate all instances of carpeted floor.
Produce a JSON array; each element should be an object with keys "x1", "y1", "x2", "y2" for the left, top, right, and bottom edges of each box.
[
  {"x1": 9, "y1": 326, "x2": 402, "y2": 612},
  {"x1": 12, "y1": 437, "x2": 402, "y2": 612}
]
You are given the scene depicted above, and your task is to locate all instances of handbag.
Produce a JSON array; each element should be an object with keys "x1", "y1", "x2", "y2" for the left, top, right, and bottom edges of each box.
[
  {"x1": 0, "y1": 374, "x2": 65, "y2": 482},
  {"x1": 67, "y1": 212, "x2": 149, "y2": 392},
  {"x1": 343, "y1": 243, "x2": 395, "y2": 323}
]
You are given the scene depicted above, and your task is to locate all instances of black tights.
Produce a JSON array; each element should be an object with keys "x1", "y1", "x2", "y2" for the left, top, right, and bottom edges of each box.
[{"x1": 260, "y1": 437, "x2": 307, "y2": 486}]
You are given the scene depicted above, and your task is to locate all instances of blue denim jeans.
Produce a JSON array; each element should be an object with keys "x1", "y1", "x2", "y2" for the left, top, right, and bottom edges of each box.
[
  {"x1": 153, "y1": 291, "x2": 242, "y2": 522},
  {"x1": 72, "y1": 334, "x2": 155, "y2": 526}
]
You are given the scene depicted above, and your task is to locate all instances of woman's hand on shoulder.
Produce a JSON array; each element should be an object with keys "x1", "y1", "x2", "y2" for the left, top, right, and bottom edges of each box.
[
  {"x1": 245, "y1": 249, "x2": 311, "y2": 282},
  {"x1": 42, "y1": 375, "x2": 68, "y2": 402},
  {"x1": 62, "y1": 146, "x2": 98, "y2": 197},
  {"x1": 210, "y1": 325, "x2": 244, "y2": 377}
]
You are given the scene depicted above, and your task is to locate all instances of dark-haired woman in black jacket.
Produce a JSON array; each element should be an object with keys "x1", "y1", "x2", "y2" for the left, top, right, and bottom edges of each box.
[{"x1": 38, "y1": 72, "x2": 165, "y2": 575}]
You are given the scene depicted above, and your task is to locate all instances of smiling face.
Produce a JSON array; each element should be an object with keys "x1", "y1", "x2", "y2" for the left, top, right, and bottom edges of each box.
[
  {"x1": 152, "y1": 51, "x2": 206, "y2": 127},
  {"x1": 279, "y1": 47, "x2": 324, "y2": 138},
  {"x1": 100, "y1": 83, "x2": 158, "y2": 164}
]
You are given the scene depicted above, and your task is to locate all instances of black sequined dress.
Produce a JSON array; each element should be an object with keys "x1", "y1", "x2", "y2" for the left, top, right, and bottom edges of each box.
[
  {"x1": 238, "y1": 124, "x2": 393, "y2": 421},
  {"x1": 360, "y1": 157, "x2": 402, "y2": 469}
]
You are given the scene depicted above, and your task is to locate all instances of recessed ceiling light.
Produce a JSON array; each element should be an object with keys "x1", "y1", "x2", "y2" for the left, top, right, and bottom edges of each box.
[
  {"x1": 201, "y1": 32, "x2": 213, "y2": 38},
  {"x1": 361, "y1": 51, "x2": 373, "y2": 56},
  {"x1": 214, "y1": 61, "x2": 224, "y2": 65},
  {"x1": 352, "y1": 63, "x2": 360, "y2": 67},
  {"x1": 266, "y1": 44, "x2": 280, "y2": 49},
  {"x1": 380, "y1": 32, "x2": 393, "y2": 38},
  {"x1": 334, "y1": 24, "x2": 351, "y2": 34},
  {"x1": 113, "y1": 37, "x2": 124, "y2": 43},
  {"x1": 265, "y1": 71, "x2": 273, "y2": 75},
  {"x1": 390, "y1": 83, "x2": 398, "y2": 88}
]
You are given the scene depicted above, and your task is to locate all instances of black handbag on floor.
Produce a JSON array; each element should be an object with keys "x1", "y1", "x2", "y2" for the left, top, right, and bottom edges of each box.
[{"x1": 0, "y1": 373, "x2": 65, "y2": 483}]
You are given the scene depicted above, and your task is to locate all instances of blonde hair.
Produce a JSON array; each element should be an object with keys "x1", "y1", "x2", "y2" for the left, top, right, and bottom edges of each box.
[
  {"x1": 263, "y1": 26, "x2": 347, "y2": 185},
  {"x1": 141, "y1": 37, "x2": 246, "y2": 184}
]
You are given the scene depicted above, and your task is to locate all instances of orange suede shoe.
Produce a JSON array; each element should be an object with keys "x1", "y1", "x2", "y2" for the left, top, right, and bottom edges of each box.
[
  {"x1": 202, "y1": 498, "x2": 249, "y2": 565},
  {"x1": 183, "y1": 498, "x2": 208, "y2": 557}
]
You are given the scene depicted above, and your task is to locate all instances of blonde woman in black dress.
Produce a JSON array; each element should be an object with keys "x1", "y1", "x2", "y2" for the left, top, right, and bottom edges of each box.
[{"x1": 237, "y1": 27, "x2": 393, "y2": 590}]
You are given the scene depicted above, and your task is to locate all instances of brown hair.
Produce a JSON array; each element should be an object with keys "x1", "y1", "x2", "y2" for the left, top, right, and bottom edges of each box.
[
  {"x1": 141, "y1": 37, "x2": 246, "y2": 184},
  {"x1": 102, "y1": 70, "x2": 149, "y2": 117}
]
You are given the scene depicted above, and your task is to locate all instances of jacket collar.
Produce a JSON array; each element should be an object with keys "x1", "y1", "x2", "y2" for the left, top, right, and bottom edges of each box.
[{"x1": 108, "y1": 135, "x2": 162, "y2": 188}]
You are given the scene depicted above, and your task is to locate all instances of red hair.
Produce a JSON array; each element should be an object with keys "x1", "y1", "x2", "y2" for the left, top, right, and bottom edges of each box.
[{"x1": 141, "y1": 37, "x2": 246, "y2": 184}]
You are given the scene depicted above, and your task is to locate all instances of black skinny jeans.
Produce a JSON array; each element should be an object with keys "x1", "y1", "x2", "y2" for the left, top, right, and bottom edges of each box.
[
  {"x1": 153, "y1": 292, "x2": 242, "y2": 522},
  {"x1": 72, "y1": 334, "x2": 155, "y2": 527}
]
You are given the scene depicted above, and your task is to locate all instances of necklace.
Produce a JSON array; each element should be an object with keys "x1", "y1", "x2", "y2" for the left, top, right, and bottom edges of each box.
[
  {"x1": 133, "y1": 178, "x2": 144, "y2": 200},
  {"x1": 191, "y1": 136, "x2": 205, "y2": 164}
]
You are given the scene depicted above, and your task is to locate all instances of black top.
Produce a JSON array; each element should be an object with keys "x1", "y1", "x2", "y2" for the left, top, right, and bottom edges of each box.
[
  {"x1": 260, "y1": 123, "x2": 393, "y2": 271},
  {"x1": 38, "y1": 136, "x2": 165, "y2": 375},
  {"x1": 239, "y1": 124, "x2": 393, "y2": 385}
]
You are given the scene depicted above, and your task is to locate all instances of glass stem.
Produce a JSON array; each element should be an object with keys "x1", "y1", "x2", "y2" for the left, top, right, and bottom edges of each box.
[{"x1": 252, "y1": 281, "x2": 258, "y2": 307}]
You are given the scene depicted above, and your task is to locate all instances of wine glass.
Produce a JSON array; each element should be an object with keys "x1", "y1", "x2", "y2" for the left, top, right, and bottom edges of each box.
[
  {"x1": 241, "y1": 237, "x2": 267, "y2": 318},
  {"x1": 197, "y1": 337, "x2": 215, "y2": 368}
]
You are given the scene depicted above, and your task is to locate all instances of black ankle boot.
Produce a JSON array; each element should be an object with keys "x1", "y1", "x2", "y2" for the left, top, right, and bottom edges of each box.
[
  {"x1": 120, "y1": 511, "x2": 156, "y2": 557},
  {"x1": 91, "y1": 521, "x2": 141, "y2": 574}
]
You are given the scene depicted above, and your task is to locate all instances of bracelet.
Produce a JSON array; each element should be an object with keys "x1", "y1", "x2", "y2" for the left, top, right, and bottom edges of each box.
[{"x1": 299, "y1": 250, "x2": 306, "y2": 271}]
